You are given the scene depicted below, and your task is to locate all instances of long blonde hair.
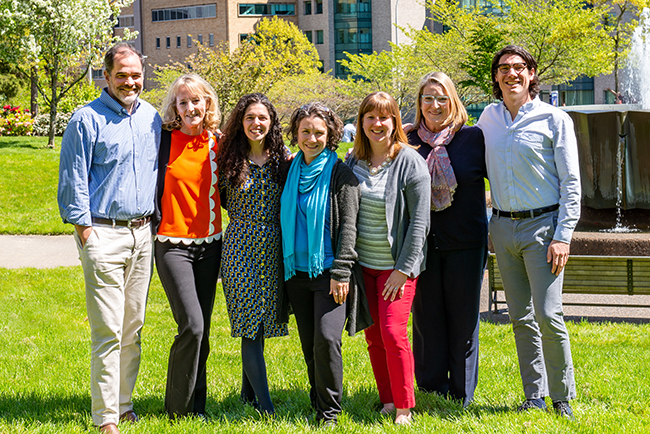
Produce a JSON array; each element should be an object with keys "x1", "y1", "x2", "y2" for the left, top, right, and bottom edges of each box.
[
  {"x1": 353, "y1": 92, "x2": 413, "y2": 161},
  {"x1": 161, "y1": 73, "x2": 221, "y2": 131},
  {"x1": 414, "y1": 71, "x2": 467, "y2": 132}
]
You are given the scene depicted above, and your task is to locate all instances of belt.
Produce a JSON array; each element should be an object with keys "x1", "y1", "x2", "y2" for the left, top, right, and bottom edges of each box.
[
  {"x1": 92, "y1": 215, "x2": 151, "y2": 229},
  {"x1": 492, "y1": 204, "x2": 559, "y2": 220}
]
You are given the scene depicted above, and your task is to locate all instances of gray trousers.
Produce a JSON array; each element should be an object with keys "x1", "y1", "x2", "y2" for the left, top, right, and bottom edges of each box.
[{"x1": 490, "y1": 211, "x2": 576, "y2": 401}]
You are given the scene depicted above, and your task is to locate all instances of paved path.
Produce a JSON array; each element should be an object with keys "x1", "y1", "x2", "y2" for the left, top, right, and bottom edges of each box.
[{"x1": 1, "y1": 235, "x2": 648, "y2": 322}]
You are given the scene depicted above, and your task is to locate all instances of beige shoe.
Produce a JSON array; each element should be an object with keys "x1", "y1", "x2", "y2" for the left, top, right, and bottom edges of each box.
[{"x1": 394, "y1": 412, "x2": 412, "y2": 425}]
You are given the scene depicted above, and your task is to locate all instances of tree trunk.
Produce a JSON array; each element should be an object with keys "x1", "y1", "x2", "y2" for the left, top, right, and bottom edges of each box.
[{"x1": 30, "y1": 66, "x2": 38, "y2": 118}]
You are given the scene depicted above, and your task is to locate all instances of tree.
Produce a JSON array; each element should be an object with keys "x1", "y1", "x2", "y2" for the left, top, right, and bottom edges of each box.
[
  {"x1": 595, "y1": 0, "x2": 650, "y2": 92},
  {"x1": 151, "y1": 17, "x2": 320, "y2": 119},
  {"x1": 0, "y1": 0, "x2": 134, "y2": 147}
]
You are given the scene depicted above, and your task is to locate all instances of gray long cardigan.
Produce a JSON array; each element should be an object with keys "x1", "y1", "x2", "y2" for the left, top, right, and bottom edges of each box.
[{"x1": 347, "y1": 145, "x2": 431, "y2": 278}]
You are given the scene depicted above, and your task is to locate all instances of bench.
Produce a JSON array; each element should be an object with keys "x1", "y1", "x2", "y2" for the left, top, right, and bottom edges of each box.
[{"x1": 487, "y1": 253, "x2": 650, "y2": 312}]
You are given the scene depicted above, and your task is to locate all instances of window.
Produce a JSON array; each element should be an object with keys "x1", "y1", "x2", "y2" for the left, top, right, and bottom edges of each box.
[
  {"x1": 304, "y1": 1, "x2": 312, "y2": 14},
  {"x1": 176, "y1": 36, "x2": 181, "y2": 48},
  {"x1": 304, "y1": 30, "x2": 313, "y2": 43},
  {"x1": 316, "y1": 30, "x2": 324, "y2": 44},
  {"x1": 240, "y1": 33, "x2": 250, "y2": 43},
  {"x1": 316, "y1": 0, "x2": 323, "y2": 14},
  {"x1": 92, "y1": 69, "x2": 104, "y2": 79},
  {"x1": 209, "y1": 33, "x2": 214, "y2": 46},
  {"x1": 166, "y1": 37, "x2": 171, "y2": 48},
  {"x1": 187, "y1": 35, "x2": 192, "y2": 48},
  {"x1": 239, "y1": 3, "x2": 295, "y2": 16},
  {"x1": 156, "y1": 37, "x2": 161, "y2": 49},
  {"x1": 198, "y1": 34, "x2": 203, "y2": 45},
  {"x1": 116, "y1": 15, "x2": 134, "y2": 28},
  {"x1": 152, "y1": 4, "x2": 217, "y2": 22}
]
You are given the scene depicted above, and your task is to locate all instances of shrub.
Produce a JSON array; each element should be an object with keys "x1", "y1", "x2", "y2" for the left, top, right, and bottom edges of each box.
[
  {"x1": 0, "y1": 105, "x2": 33, "y2": 136},
  {"x1": 32, "y1": 112, "x2": 72, "y2": 137}
]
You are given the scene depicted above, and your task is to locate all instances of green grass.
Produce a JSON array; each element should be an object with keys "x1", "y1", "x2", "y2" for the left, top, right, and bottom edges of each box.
[
  {"x1": 0, "y1": 266, "x2": 649, "y2": 433},
  {"x1": 0, "y1": 136, "x2": 71, "y2": 235}
]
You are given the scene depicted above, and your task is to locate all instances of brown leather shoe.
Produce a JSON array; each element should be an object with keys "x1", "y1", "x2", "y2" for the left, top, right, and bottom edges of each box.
[
  {"x1": 99, "y1": 423, "x2": 120, "y2": 434},
  {"x1": 119, "y1": 410, "x2": 139, "y2": 423}
]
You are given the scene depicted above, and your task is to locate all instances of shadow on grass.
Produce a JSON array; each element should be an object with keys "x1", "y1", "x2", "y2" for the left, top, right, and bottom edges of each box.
[
  {"x1": 0, "y1": 392, "x2": 91, "y2": 425},
  {"x1": 0, "y1": 137, "x2": 52, "y2": 150}
]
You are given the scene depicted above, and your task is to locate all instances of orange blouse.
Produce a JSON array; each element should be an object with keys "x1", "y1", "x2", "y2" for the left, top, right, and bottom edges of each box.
[{"x1": 157, "y1": 129, "x2": 222, "y2": 243}]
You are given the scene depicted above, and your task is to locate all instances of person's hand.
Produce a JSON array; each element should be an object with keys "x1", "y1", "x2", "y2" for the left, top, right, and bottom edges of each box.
[
  {"x1": 402, "y1": 122, "x2": 414, "y2": 134},
  {"x1": 330, "y1": 279, "x2": 349, "y2": 304},
  {"x1": 547, "y1": 240, "x2": 570, "y2": 276},
  {"x1": 382, "y1": 270, "x2": 408, "y2": 301},
  {"x1": 75, "y1": 225, "x2": 93, "y2": 247}
]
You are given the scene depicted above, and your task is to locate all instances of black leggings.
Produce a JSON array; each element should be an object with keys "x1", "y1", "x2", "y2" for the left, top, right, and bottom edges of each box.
[{"x1": 240, "y1": 325, "x2": 274, "y2": 414}]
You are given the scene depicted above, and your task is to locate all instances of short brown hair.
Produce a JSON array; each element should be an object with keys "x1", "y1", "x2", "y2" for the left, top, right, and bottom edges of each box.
[
  {"x1": 104, "y1": 42, "x2": 144, "y2": 75},
  {"x1": 286, "y1": 102, "x2": 343, "y2": 152},
  {"x1": 491, "y1": 45, "x2": 540, "y2": 100},
  {"x1": 414, "y1": 71, "x2": 467, "y2": 132},
  {"x1": 353, "y1": 92, "x2": 413, "y2": 162}
]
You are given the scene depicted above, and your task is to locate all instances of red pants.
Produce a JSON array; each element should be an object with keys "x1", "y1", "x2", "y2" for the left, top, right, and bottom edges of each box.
[{"x1": 362, "y1": 267, "x2": 417, "y2": 409}]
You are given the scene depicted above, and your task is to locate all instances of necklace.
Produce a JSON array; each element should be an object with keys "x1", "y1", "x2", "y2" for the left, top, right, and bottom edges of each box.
[{"x1": 367, "y1": 156, "x2": 393, "y2": 175}]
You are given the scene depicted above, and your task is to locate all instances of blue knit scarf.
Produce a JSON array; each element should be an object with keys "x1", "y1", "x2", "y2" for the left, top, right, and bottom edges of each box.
[{"x1": 281, "y1": 148, "x2": 337, "y2": 279}]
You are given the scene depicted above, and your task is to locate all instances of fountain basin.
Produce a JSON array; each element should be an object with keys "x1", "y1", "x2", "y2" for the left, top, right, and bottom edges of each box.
[{"x1": 565, "y1": 104, "x2": 650, "y2": 210}]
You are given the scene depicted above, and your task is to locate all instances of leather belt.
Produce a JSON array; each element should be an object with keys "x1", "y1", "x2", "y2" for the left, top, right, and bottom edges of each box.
[
  {"x1": 492, "y1": 204, "x2": 559, "y2": 220},
  {"x1": 92, "y1": 215, "x2": 151, "y2": 229}
]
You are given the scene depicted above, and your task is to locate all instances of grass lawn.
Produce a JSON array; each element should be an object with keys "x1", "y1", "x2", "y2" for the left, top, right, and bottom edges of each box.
[{"x1": 0, "y1": 266, "x2": 648, "y2": 433}]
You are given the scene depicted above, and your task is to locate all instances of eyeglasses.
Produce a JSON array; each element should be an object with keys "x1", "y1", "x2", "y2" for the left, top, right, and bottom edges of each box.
[
  {"x1": 497, "y1": 63, "x2": 527, "y2": 74},
  {"x1": 421, "y1": 95, "x2": 450, "y2": 105}
]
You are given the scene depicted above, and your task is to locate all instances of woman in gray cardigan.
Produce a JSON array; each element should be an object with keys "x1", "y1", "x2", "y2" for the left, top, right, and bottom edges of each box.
[
  {"x1": 280, "y1": 103, "x2": 372, "y2": 427},
  {"x1": 347, "y1": 92, "x2": 430, "y2": 425}
]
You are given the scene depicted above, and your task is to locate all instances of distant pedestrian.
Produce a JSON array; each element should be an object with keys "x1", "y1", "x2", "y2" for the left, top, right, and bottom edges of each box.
[
  {"x1": 342, "y1": 122, "x2": 356, "y2": 142},
  {"x1": 57, "y1": 43, "x2": 161, "y2": 434}
]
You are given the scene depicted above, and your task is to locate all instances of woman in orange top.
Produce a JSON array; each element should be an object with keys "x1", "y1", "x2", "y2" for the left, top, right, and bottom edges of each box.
[{"x1": 153, "y1": 73, "x2": 222, "y2": 418}]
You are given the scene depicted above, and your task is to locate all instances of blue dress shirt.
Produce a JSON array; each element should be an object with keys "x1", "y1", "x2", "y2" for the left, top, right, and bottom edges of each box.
[
  {"x1": 58, "y1": 89, "x2": 162, "y2": 227},
  {"x1": 477, "y1": 97, "x2": 581, "y2": 243}
]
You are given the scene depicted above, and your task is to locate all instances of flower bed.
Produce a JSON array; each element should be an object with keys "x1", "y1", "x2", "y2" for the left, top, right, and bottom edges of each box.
[{"x1": 0, "y1": 105, "x2": 33, "y2": 136}]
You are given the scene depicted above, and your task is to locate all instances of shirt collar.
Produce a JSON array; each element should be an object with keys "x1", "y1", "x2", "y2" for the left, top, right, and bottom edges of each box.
[
  {"x1": 500, "y1": 96, "x2": 541, "y2": 119},
  {"x1": 100, "y1": 88, "x2": 140, "y2": 116}
]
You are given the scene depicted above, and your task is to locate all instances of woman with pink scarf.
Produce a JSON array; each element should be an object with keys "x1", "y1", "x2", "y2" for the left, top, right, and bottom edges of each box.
[{"x1": 407, "y1": 72, "x2": 488, "y2": 407}]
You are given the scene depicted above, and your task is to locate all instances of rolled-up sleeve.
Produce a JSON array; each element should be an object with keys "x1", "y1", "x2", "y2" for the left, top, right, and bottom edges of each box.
[{"x1": 57, "y1": 117, "x2": 93, "y2": 226}]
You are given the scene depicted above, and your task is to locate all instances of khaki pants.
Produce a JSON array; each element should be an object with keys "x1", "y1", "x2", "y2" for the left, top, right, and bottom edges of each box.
[{"x1": 75, "y1": 222, "x2": 153, "y2": 426}]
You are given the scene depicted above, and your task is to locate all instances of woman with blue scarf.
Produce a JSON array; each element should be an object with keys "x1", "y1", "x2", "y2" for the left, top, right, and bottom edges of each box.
[{"x1": 280, "y1": 103, "x2": 372, "y2": 427}]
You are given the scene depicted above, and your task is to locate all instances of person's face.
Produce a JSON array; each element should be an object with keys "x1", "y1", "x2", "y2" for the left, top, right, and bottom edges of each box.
[
  {"x1": 420, "y1": 83, "x2": 450, "y2": 133},
  {"x1": 175, "y1": 85, "x2": 207, "y2": 135},
  {"x1": 362, "y1": 108, "x2": 394, "y2": 149},
  {"x1": 242, "y1": 103, "x2": 271, "y2": 146},
  {"x1": 297, "y1": 115, "x2": 328, "y2": 165},
  {"x1": 496, "y1": 53, "x2": 535, "y2": 102},
  {"x1": 104, "y1": 52, "x2": 143, "y2": 111}
]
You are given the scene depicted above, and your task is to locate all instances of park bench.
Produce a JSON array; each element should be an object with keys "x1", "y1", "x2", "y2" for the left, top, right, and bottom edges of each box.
[{"x1": 487, "y1": 253, "x2": 650, "y2": 312}]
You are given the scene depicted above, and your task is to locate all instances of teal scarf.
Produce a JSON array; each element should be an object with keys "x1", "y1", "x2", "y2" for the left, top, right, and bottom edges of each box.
[{"x1": 281, "y1": 148, "x2": 337, "y2": 279}]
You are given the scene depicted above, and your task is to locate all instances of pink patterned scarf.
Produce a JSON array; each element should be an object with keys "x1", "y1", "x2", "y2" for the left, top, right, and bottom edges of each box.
[{"x1": 418, "y1": 123, "x2": 457, "y2": 211}]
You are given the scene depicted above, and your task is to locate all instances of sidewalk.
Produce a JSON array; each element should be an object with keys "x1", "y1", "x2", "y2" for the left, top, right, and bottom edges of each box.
[{"x1": 0, "y1": 235, "x2": 80, "y2": 269}]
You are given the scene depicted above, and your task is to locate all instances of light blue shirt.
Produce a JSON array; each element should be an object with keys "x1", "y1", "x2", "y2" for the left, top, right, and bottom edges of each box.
[
  {"x1": 57, "y1": 89, "x2": 162, "y2": 226},
  {"x1": 477, "y1": 97, "x2": 581, "y2": 243}
]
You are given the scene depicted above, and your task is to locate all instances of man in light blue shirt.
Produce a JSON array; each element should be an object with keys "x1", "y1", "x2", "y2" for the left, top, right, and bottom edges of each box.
[
  {"x1": 58, "y1": 43, "x2": 161, "y2": 434},
  {"x1": 477, "y1": 45, "x2": 580, "y2": 420}
]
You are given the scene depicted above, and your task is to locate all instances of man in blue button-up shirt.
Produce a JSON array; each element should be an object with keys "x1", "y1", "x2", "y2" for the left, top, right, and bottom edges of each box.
[
  {"x1": 478, "y1": 45, "x2": 580, "y2": 420},
  {"x1": 58, "y1": 43, "x2": 161, "y2": 434}
]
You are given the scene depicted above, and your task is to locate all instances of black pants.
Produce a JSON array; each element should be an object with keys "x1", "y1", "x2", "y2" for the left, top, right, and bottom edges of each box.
[
  {"x1": 412, "y1": 245, "x2": 487, "y2": 407},
  {"x1": 286, "y1": 271, "x2": 347, "y2": 422},
  {"x1": 155, "y1": 239, "x2": 222, "y2": 417}
]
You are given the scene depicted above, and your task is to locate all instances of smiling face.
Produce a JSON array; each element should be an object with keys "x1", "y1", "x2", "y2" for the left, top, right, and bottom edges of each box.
[
  {"x1": 104, "y1": 51, "x2": 143, "y2": 112},
  {"x1": 297, "y1": 115, "x2": 328, "y2": 165},
  {"x1": 175, "y1": 85, "x2": 207, "y2": 136},
  {"x1": 242, "y1": 103, "x2": 271, "y2": 147},
  {"x1": 497, "y1": 53, "x2": 535, "y2": 104},
  {"x1": 421, "y1": 83, "x2": 450, "y2": 133},
  {"x1": 362, "y1": 108, "x2": 394, "y2": 150}
]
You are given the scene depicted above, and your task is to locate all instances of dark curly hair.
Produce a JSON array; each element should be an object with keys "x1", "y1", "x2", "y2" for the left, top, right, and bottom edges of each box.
[
  {"x1": 217, "y1": 93, "x2": 287, "y2": 187},
  {"x1": 286, "y1": 102, "x2": 343, "y2": 152},
  {"x1": 491, "y1": 45, "x2": 540, "y2": 101}
]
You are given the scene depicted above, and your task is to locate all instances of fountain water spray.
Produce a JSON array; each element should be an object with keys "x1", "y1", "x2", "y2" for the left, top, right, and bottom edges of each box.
[{"x1": 624, "y1": 7, "x2": 650, "y2": 109}]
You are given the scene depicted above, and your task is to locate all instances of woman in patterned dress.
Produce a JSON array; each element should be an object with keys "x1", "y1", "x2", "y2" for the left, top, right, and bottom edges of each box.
[{"x1": 217, "y1": 93, "x2": 289, "y2": 415}]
